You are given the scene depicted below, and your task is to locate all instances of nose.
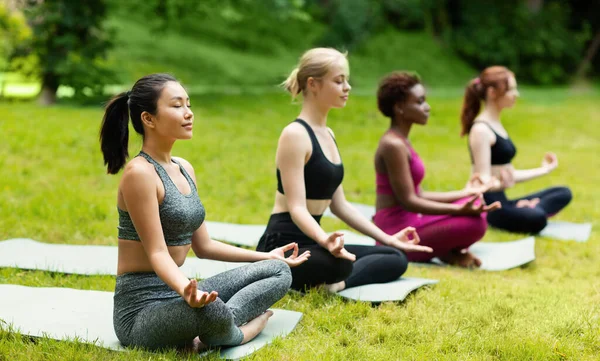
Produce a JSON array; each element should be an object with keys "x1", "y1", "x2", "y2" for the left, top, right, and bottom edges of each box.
[
  {"x1": 344, "y1": 80, "x2": 351, "y2": 92},
  {"x1": 185, "y1": 107, "x2": 194, "y2": 118}
]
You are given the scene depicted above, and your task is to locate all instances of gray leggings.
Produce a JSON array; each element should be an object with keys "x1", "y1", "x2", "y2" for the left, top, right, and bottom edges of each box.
[{"x1": 113, "y1": 259, "x2": 292, "y2": 350}]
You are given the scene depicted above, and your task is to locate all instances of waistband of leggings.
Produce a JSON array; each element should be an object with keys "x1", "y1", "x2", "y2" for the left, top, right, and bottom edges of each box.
[{"x1": 266, "y1": 212, "x2": 321, "y2": 228}]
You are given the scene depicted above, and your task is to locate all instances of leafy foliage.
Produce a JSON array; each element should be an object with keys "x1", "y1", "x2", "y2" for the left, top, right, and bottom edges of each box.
[
  {"x1": 23, "y1": 0, "x2": 115, "y2": 101},
  {"x1": 447, "y1": 0, "x2": 590, "y2": 84},
  {"x1": 0, "y1": 4, "x2": 31, "y2": 71}
]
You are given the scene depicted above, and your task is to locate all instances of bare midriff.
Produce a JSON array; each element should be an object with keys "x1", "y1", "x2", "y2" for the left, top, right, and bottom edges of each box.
[
  {"x1": 116, "y1": 239, "x2": 191, "y2": 275},
  {"x1": 272, "y1": 191, "x2": 332, "y2": 217}
]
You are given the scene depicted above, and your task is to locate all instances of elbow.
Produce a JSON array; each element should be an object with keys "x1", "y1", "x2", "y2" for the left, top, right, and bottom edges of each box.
[
  {"x1": 192, "y1": 241, "x2": 213, "y2": 259},
  {"x1": 192, "y1": 244, "x2": 204, "y2": 258},
  {"x1": 147, "y1": 251, "x2": 169, "y2": 271},
  {"x1": 288, "y1": 206, "x2": 307, "y2": 220},
  {"x1": 398, "y1": 196, "x2": 420, "y2": 213},
  {"x1": 329, "y1": 200, "x2": 347, "y2": 217}
]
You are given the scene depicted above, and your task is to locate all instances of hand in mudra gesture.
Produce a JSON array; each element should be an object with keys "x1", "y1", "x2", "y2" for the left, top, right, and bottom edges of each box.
[
  {"x1": 268, "y1": 242, "x2": 311, "y2": 267},
  {"x1": 183, "y1": 279, "x2": 218, "y2": 308}
]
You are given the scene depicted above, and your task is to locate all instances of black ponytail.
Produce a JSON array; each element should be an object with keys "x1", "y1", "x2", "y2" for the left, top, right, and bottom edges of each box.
[
  {"x1": 99, "y1": 73, "x2": 178, "y2": 174},
  {"x1": 100, "y1": 92, "x2": 130, "y2": 174}
]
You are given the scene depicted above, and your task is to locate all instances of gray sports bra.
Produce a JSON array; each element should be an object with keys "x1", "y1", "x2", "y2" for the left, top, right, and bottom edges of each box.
[{"x1": 117, "y1": 151, "x2": 205, "y2": 246}]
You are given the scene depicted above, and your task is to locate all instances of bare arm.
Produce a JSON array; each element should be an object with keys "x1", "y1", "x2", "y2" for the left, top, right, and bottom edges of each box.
[
  {"x1": 469, "y1": 123, "x2": 495, "y2": 183},
  {"x1": 174, "y1": 157, "x2": 310, "y2": 266},
  {"x1": 512, "y1": 152, "x2": 557, "y2": 182},
  {"x1": 382, "y1": 138, "x2": 464, "y2": 215},
  {"x1": 277, "y1": 125, "x2": 330, "y2": 246},
  {"x1": 330, "y1": 162, "x2": 432, "y2": 254},
  {"x1": 330, "y1": 186, "x2": 395, "y2": 244},
  {"x1": 120, "y1": 163, "x2": 191, "y2": 297},
  {"x1": 421, "y1": 189, "x2": 472, "y2": 203}
]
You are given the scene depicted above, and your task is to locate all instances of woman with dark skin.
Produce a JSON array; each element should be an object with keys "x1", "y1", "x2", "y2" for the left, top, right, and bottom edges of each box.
[{"x1": 373, "y1": 72, "x2": 501, "y2": 268}]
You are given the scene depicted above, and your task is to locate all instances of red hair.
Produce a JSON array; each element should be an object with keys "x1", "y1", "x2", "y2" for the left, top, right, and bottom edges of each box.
[{"x1": 460, "y1": 66, "x2": 514, "y2": 137}]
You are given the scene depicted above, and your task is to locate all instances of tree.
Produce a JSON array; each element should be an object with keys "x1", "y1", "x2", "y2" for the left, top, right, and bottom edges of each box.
[
  {"x1": 0, "y1": 2, "x2": 32, "y2": 98},
  {"x1": 24, "y1": 0, "x2": 114, "y2": 105}
]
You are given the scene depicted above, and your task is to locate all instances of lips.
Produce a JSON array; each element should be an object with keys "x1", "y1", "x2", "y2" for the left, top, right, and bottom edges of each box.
[{"x1": 182, "y1": 123, "x2": 193, "y2": 129}]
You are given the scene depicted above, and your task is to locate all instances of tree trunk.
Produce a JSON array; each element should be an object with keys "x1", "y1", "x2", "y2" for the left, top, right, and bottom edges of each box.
[
  {"x1": 575, "y1": 30, "x2": 600, "y2": 80},
  {"x1": 38, "y1": 72, "x2": 59, "y2": 105},
  {"x1": 526, "y1": 0, "x2": 543, "y2": 13}
]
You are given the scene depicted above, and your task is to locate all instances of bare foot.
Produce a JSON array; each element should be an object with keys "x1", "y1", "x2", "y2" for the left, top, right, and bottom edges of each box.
[
  {"x1": 323, "y1": 280, "x2": 346, "y2": 293},
  {"x1": 179, "y1": 336, "x2": 207, "y2": 354},
  {"x1": 239, "y1": 310, "x2": 273, "y2": 344},
  {"x1": 439, "y1": 250, "x2": 482, "y2": 269}
]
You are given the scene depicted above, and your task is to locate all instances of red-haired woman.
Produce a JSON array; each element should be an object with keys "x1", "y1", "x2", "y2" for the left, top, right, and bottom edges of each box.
[{"x1": 461, "y1": 66, "x2": 572, "y2": 234}]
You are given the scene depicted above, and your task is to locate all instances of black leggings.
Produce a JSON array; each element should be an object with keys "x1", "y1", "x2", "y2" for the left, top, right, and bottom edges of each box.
[
  {"x1": 257, "y1": 212, "x2": 408, "y2": 291},
  {"x1": 484, "y1": 186, "x2": 572, "y2": 234}
]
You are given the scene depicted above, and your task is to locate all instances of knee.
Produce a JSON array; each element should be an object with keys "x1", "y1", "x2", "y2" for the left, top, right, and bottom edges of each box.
[
  {"x1": 390, "y1": 250, "x2": 408, "y2": 278},
  {"x1": 557, "y1": 186, "x2": 573, "y2": 205},
  {"x1": 268, "y1": 259, "x2": 293, "y2": 289},
  {"x1": 199, "y1": 303, "x2": 243, "y2": 346},
  {"x1": 528, "y1": 211, "x2": 548, "y2": 234},
  {"x1": 330, "y1": 257, "x2": 354, "y2": 283},
  {"x1": 472, "y1": 217, "x2": 488, "y2": 239}
]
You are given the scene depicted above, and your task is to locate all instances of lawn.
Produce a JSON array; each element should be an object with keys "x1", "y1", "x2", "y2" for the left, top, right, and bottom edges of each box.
[{"x1": 0, "y1": 87, "x2": 599, "y2": 360}]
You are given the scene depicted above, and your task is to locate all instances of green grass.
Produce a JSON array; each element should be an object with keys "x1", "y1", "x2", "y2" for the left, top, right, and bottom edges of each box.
[{"x1": 1, "y1": 88, "x2": 599, "y2": 360}]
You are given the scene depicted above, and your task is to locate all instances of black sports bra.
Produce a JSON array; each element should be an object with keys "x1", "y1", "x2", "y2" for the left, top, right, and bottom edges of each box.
[
  {"x1": 277, "y1": 119, "x2": 344, "y2": 200},
  {"x1": 469, "y1": 121, "x2": 517, "y2": 165}
]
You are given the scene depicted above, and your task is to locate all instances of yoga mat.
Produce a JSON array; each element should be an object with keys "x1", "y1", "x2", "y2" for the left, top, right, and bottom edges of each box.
[
  {"x1": 0, "y1": 238, "x2": 247, "y2": 278},
  {"x1": 431, "y1": 236, "x2": 536, "y2": 271},
  {"x1": 0, "y1": 284, "x2": 302, "y2": 360},
  {"x1": 539, "y1": 221, "x2": 592, "y2": 242},
  {"x1": 337, "y1": 277, "x2": 438, "y2": 302},
  {"x1": 205, "y1": 221, "x2": 265, "y2": 247}
]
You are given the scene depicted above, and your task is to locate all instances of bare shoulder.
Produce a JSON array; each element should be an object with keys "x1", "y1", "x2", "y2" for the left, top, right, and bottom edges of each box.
[
  {"x1": 279, "y1": 122, "x2": 311, "y2": 148},
  {"x1": 379, "y1": 132, "x2": 408, "y2": 153},
  {"x1": 469, "y1": 121, "x2": 494, "y2": 145},
  {"x1": 120, "y1": 157, "x2": 157, "y2": 190}
]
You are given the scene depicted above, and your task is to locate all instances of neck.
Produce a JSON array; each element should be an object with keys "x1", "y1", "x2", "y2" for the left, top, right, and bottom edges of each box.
[
  {"x1": 141, "y1": 134, "x2": 176, "y2": 165},
  {"x1": 390, "y1": 117, "x2": 412, "y2": 138},
  {"x1": 480, "y1": 101, "x2": 502, "y2": 124},
  {"x1": 298, "y1": 98, "x2": 329, "y2": 128}
]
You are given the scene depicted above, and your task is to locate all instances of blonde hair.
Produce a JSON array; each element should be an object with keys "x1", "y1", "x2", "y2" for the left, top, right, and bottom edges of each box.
[{"x1": 282, "y1": 48, "x2": 349, "y2": 100}]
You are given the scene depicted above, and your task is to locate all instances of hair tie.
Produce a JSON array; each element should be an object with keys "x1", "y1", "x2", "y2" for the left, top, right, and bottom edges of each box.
[{"x1": 473, "y1": 77, "x2": 481, "y2": 84}]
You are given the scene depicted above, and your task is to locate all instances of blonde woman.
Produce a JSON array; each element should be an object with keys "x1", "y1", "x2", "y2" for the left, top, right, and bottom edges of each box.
[{"x1": 256, "y1": 49, "x2": 432, "y2": 292}]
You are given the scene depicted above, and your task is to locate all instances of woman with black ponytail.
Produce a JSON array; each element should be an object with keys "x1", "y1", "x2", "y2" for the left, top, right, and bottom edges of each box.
[{"x1": 100, "y1": 74, "x2": 310, "y2": 351}]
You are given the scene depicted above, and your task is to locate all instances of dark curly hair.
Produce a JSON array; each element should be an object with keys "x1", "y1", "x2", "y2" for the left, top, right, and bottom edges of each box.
[{"x1": 377, "y1": 72, "x2": 421, "y2": 119}]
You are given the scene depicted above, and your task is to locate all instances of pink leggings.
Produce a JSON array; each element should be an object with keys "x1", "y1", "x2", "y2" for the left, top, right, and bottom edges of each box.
[{"x1": 373, "y1": 197, "x2": 488, "y2": 262}]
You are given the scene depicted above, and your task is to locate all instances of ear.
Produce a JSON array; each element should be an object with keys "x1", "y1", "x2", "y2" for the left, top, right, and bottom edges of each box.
[
  {"x1": 393, "y1": 102, "x2": 404, "y2": 116},
  {"x1": 486, "y1": 86, "x2": 497, "y2": 101},
  {"x1": 306, "y1": 76, "x2": 321, "y2": 93},
  {"x1": 140, "y1": 111, "x2": 155, "y2": 129}
]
